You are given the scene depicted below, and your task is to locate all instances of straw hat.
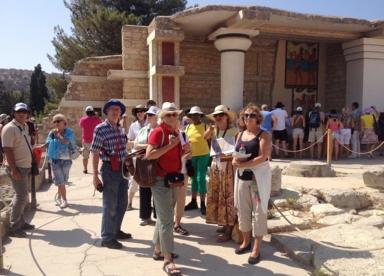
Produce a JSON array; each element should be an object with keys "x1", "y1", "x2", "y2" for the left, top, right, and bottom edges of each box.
[
  {"x1": 207, "y1": 105, "x2": 236, "y2": 122},
  {"x1": 158, "y1": 102, "x2": 182, "y2": 118}
]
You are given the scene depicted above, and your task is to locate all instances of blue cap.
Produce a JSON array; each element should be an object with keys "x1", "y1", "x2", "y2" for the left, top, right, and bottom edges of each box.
[{"x1": 103, "y1": 99, "x2": 126, "y2": 116}]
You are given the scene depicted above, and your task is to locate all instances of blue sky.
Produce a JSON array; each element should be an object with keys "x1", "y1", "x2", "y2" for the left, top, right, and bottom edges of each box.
[{"x1": 1, "y1": 0, "x2": 384, "y2": 73}]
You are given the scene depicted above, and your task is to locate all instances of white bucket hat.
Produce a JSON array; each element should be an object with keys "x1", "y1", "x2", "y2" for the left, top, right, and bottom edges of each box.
[
  {"x1": 159, "y1": 102, "x2": 182, "y2": 118},
  {"x1": 207, "y1": 105, "x2": 236, "y2": 122},
  {"x1": 146, "y1": 106, "x2": 161, "y2": 116},
  {"x1": 188, "y1": 106, "x2": 204, "y2": 116}
]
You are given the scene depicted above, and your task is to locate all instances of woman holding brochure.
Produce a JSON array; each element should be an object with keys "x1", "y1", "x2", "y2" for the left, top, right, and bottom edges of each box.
[
  {"x1": 232, "y1": 103, "x2": 272, "y2": 265},
  {"x1": 205, "y1": 105, "x2": 238, "y2": 242}
]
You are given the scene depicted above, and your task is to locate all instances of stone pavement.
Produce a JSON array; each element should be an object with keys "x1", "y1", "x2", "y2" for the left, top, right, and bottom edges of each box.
[{"x1": 3, "y1": 159, "x2": 309, "y2": 276}]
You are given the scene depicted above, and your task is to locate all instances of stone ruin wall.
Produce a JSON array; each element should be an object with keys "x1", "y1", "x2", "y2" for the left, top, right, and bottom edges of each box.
[
  {"x1": 39, "y1": 56, "x2": 123, "y2": 144},
  {"x1": 180, "y1": 36, "x2": 278, "y2": 113}
]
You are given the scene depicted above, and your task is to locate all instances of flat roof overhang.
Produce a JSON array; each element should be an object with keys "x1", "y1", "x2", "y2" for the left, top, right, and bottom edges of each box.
[{"x1": 171, "y1": 5, "x2": 384, "y2": 42}]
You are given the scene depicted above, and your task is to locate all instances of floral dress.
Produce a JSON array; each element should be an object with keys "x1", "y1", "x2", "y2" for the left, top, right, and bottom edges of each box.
[{"x1": 206, "y1": 127, "x2": 238, "y2": 226}]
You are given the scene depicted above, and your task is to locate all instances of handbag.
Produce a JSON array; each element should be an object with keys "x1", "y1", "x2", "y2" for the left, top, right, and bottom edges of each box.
[
  {"x1": 164, "y1": 173, "x2": 184, "y2": 189},
  {"x1": 67, "y1": 131, "x2": 80, "y2": 160}
]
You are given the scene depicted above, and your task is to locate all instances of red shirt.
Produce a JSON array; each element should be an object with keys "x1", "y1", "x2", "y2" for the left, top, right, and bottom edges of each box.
[
  {"x1": 148, "y1": 123, "x2": 182, "y2": 177},
  {"x1": 79, "y1": 116, "x2": 102, "y2": 143}
]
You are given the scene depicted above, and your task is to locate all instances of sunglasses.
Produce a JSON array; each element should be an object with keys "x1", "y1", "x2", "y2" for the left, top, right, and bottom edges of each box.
[
  {"x1": 213, "y1": 113, "x2": 225, "y2": 118},
  {"x1": 165, "y1": 113, "x2": 178, "y2": 117},
  {"x1": 244, "y1": 113, "x2": 257, "y2": 119},
  {"x1": 53, "y1": 120, "x2": 63, "y2": 123},
  {"x1": 15, "y1": 110, "x2": 28, "y2": 114}
]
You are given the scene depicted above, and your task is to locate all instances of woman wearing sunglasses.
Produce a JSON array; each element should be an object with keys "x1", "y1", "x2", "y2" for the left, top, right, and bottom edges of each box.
[
  {"x1": 205, "y1": 105, "x2": 238, "y2": 242},
  {"x1": 45, "y1": 114, "x2": 76, "y2": 208},
  {"x1": 146, "y1": 102, "x2": 189, "y2": 276},
  {"x1": 232, "y1": 103, "x2": 271, "y2": 265}
]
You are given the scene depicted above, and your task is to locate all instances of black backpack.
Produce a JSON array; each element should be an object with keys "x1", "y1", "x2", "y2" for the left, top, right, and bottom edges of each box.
[{"x1": 309, "y1": 111, "x2": 321, "y2": 128}]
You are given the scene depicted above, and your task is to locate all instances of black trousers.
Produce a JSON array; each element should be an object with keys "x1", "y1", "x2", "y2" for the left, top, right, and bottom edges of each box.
[{"x1": 139, "y1": 186, "x2": 156, "y2": 219}]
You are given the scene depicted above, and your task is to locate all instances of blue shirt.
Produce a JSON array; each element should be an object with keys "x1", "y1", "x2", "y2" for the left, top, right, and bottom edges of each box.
[
  {"x1": 261, "y1": 111, "x2": 273, "y2": 131},
  {"x1": 91, "y1": 120, "x2": 127, "y2": 162},
  {"x1": 46, "y1": 128, "x2": 76, "y2": 160}
]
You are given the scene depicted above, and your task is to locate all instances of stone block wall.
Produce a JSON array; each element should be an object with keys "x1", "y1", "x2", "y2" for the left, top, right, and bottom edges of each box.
[
  {"x1": 244, "y1": 38, "x2": 278, "y2": 107},
  {"x1": 325, "y1": 43, "x2": 346, "y2": 111},
  {"x1": 179, "y1": 36, "x2": 221, "y2": 113},
  {"x1": 39, "y1": 55, "x2": 123, "y2": 144},
  {"x1": 122, "y1": 25, "x2": 149, "y2": 101}
]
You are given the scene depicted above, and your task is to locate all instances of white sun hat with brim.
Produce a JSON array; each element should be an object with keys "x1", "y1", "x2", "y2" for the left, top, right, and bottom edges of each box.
[
  {"x1": 188, "y1": 106, "x2": 205, "y2": 116},
  {"x1": 146, "y1": 106, "x2": 161, "y2": 116},
  {"x1": 207, "y1": 104, "x2": 236, "y2": 123},
  {"x1": 159, "y1": 102, "x2": 183, "y2": 118}
]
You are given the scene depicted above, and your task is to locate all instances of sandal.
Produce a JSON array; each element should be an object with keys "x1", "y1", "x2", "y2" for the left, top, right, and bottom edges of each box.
[
  {"x1": 153, "y1": 251, "x2": 179, "y2": 261},
  {"x1": 216, "y1": 226, "x2": 226, "y2": 234},
  {"x1": 174, "y1": 225, "x2": 189, "y2": 236},
  {"x1": 216, "y1": 233, "x2": 231, "y2": 243},
  {"x1": 163, "y1": 261, "x2": 182, "y2": 276}
]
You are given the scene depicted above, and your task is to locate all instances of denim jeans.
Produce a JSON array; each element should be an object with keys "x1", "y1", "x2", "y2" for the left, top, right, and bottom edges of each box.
[
  {"x1": 8, "y1": 167, "x2": 30, "y2": 231},
  {"x1": 100, "y1": 162, "x2": 128, "y2": 242}
]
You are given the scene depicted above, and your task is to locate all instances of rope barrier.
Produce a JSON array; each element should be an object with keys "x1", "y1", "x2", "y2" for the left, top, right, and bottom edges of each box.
[
  {"x1": 271, "y1": 201, "x2": 384, "y2": 252},
  {"x1": 335, "y1": 139, "x2": 384, "y2": 156},
  {"x1": 271, "y1": 131, "x2": 327, "y2": 153}
]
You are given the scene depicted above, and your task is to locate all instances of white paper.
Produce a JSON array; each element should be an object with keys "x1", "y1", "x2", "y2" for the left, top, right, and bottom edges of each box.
[{"x1": 210, "y1": 137, "x2": 236, "y2": 156}]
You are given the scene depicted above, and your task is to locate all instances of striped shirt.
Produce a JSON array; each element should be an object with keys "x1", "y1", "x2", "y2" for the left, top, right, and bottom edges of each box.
[{"x1": 91, "y1": 120, "x2": 127, "y2": 162}]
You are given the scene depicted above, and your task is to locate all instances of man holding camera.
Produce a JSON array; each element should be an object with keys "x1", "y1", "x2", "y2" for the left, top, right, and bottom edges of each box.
[{"x1": 91, "y1": 99, "x2": 131, "y2": 249}]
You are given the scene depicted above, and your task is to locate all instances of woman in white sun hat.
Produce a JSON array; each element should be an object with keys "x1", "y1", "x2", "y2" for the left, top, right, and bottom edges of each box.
[{"x1": 205, "y1": 105, "x2": 239, "y2": 242}]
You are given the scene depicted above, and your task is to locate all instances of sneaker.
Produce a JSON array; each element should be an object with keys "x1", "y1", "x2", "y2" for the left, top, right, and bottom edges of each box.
[
  {"x1": 116, "y1": 230, "x2": 132, "y2": 240},
  {"x1": 83, "y1": 170, "x2": 88, "y2": 174},
  {"x1": 140, "y1": 219, "x2": 155, "y2": 226},
  {"x1": 101, "y1": 239, "x2": 123, "y2": 249},
  {"x1": 9, "y1": 229, "x2": 27, "y2": 238},
  {"x1": 184, "y1": 200, "x2": 198, "y2": 211},
  {"x1": 60, "y1": 200, "x2": 68, "y2": 209},
  {"x1": 22, "y1": 223, "x2": 35, "y2": 231}
]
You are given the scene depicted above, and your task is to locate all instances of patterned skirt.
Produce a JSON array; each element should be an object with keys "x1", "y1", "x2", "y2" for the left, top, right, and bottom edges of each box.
[
  {"x1": 361, "y1": 128, "x2": 378, "y2": 144},
  {"x1": 206, "y1": 159, "x2": 236, "y2": 226}
]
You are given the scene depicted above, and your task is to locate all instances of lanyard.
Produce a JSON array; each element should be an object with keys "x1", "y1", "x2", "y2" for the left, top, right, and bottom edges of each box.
[{"x1": 216, "y1": 127, "x2": 229, "y2": 138}]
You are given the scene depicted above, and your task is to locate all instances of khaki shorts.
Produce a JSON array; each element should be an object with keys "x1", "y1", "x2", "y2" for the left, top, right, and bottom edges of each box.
[
  {"x1": 292, "y1": 128, "x2": 304, "y2": 140},
  {"x1": 82, "y1": 143, "x2": 92, "y2": 159},
  {"x1": 308, "y1": 128, "x2": 324, "y2": 143}
]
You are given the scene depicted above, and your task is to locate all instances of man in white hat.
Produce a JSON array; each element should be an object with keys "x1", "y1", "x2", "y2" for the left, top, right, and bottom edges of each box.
[
  {"x1": 184, "y1": 106, "x2": 210, "y2": 215},
  {"x1": 2, "y1": 103, "x2": 35, "y2": 237},
  {"x1": 79, "y1": 106, "x2": 102, "y2": 174},
  {"x1": 0, "y1": 113, "x2": 8, "y2": 164}
]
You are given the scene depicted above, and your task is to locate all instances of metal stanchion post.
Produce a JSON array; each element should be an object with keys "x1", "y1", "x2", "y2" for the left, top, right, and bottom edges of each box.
[{"x1": 327, "y1": 129, "x2": 333, "y2": 165}]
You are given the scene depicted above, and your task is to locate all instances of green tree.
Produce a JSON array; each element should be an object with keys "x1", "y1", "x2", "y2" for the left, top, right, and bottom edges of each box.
[
  {"x1": 0, "y1": 84, "x2": 24, "y2": 115},
  {"x1": 29, "y1": 64, "x2": 49, "y2": 114},
  {"x1": 49, "y1": 0, "x2": 187, "y2": 72}
]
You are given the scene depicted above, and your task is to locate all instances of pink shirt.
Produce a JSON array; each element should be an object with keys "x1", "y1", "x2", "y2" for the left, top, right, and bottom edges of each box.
[{"x1": 79, "y1": 116, "x2": 102, "y2": 143}]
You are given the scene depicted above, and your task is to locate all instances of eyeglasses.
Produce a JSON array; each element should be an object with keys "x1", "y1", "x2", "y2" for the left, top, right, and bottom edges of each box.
[
  {"x1": 244, "y1": 113, "x2": 257, "y2": 119},
  {"x1": 53, "y1": 120, "x2": 62, "y2": 123},
  {"x1": 213, "y1": 113, "x2": 225, "y2": 118},
  {"x1": 165, "y1": 113, "x2": 178, "y2": 117}
]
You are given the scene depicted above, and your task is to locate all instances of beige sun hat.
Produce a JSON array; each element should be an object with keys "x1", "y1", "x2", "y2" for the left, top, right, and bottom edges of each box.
[
  {"x1": 207, "y1": 105, "x2": 236, "y2": 122},
  {"x1": 158, "y1": 102, "x2": 183, "y2": 118},
  {"x1": 188, "y1": 106, "x2": 205, "y2": 116}
]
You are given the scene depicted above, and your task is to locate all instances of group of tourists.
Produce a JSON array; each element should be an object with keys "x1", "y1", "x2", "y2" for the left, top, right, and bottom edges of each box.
[
  {"x1": 263, "y1": 101, "x2": 384, "y2": 160},
  {"x1": 2, "y1": 97, "x2": 384, "y2": 276}
]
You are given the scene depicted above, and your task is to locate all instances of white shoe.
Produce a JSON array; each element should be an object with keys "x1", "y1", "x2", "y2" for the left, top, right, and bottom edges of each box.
[
  {"x1": 60, "y1": 200, "x2": 68, "y2": 208},
  {"x1": 55, "y1": 198, "x2": 62, "y2": 206}
]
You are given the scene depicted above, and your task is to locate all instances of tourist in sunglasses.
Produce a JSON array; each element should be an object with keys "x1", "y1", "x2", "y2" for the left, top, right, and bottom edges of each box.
[
  {"x1": 184, "y1": 106, "x2": 210, "y2": 215},
  {"x1": 232, "y1": 103, "x2": 271, "y2": 265},
  {"x1": 205, "y1": 105, "x2": 239, "y2": 242},
  {"x1": 146, "y1": 102, "x2": 187, "y2": 276},
  {"x1": 45, "y1": 114, "x2": 76, "y2": 209}
]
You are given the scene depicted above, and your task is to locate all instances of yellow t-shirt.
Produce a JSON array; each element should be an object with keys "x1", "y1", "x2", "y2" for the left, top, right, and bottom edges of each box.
[
  {"x1": 185, "y1": 123, "x2": 210, "y2": 157},
  {"x1": 361, "y1": 114, "x2": 375, "y2": 129}
]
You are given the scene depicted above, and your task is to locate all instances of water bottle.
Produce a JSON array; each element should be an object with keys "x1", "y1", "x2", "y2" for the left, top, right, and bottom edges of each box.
[{"x1": 239, "y1": 144, "x2": 246, "y2": 156}]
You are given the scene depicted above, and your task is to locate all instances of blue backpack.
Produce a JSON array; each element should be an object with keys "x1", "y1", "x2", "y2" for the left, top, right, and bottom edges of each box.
[{"x1": 309, "y1": 111, "x2": 321, "y2": 128}]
